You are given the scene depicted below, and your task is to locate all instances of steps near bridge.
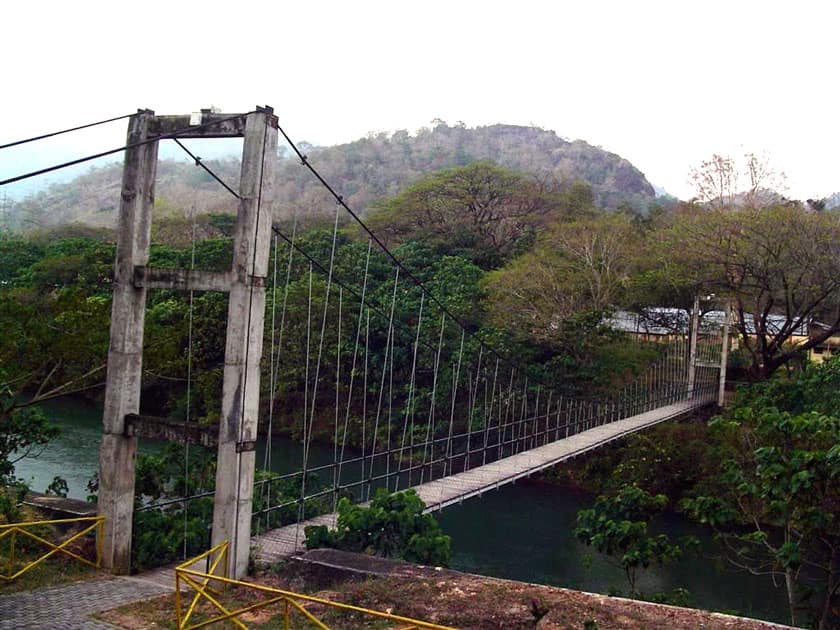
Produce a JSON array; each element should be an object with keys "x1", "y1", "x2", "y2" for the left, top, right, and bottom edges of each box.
[{"x1": 253, "y1": 398, "x2": 707, "y2": 564}]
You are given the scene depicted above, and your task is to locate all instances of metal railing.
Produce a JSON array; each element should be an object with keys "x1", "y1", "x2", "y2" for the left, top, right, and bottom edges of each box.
[
  {"x1": 0, "y1": 515, "x2": 104, "y2": 581},
  {"x1": 175, "y1": 540, "x2": 456, "y2": 629}
]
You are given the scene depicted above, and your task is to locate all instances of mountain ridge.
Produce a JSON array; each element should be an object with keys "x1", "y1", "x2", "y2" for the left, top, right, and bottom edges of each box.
[{"x1": 9, "y1": 122, "x2": 658, "y2": 231}]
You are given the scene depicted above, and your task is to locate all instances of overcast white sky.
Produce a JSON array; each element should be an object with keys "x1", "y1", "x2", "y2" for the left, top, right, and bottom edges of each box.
[{"x1": 2, "y1": 0, "x2": 837, "y2": 201}]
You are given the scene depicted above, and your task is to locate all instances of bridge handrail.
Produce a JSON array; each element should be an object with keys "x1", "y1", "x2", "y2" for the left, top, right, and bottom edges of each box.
[{"x1": 143, "y1": 387, "x2": 719, "y2": 518}]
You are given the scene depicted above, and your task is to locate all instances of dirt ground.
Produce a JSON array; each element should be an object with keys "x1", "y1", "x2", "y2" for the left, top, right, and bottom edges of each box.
[{"x1": 97, "y1": 549, "x2": 794, "y2": 629}]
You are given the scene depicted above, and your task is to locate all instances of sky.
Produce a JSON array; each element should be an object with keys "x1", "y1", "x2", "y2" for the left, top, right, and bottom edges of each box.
[{"x1": 1, "y1": 0, "x2": 837, "y2": 202}]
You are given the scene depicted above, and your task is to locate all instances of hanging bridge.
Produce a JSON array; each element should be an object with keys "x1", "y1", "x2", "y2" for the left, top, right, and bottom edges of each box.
[
  {"x1": 252, "y1": 398, "x2": 708, "y2": 563},
  {"x1": 0, "y1": 107, "x2": 726, "y2": 579}
]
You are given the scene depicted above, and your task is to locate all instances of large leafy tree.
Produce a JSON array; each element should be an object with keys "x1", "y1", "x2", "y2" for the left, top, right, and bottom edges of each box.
[
  {"x1": 683, "y1": 408, "x2": 840, "y2": 629},
  {"x1": 658, "y1": 204, "x2": 840, "y2": 379},
  {"x1": 682, "y1": 356, "x2": 840, "y2": 629},
  {"x1": 483, "y1": 214, "x2": 640, "y2": 343},
  {"x1": 366, "y1": 162, "x2": 568, "y2": 269}
]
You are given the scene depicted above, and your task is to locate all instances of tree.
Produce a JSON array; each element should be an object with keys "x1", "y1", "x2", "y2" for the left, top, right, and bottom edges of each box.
[
  {"x1": 0, "y1": 375, "x2": 58, "y2": 484},
  {"x1": 0, "y1": 371, "x2": 60, "y2": 522},
  {"x1": 689, "y1": 152, "x2": 786, "y2": 210},
  {"x1": 483, "y1": 214, "x2": 640, "y2": 344},
  {"x1": 575, "y1": 485, "x2": 690, "y2": 596},
  {"x1": 366, "y1": 162, "x2": 566, "y2": 269},
  {"x1": 682, "y1": 405, "x2": 840, "y2": 629},
  {"x1": 0, "y1": 235, "x2": 43, "y2": 285},
  {"x1": 659, "y1": 204, "x2": 840, "y2": 379}
]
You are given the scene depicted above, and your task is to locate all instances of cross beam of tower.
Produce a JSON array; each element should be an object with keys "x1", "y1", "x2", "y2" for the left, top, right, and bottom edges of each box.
[{"x1": 99, "y1": 107, "x2": 277, "y2": 578}]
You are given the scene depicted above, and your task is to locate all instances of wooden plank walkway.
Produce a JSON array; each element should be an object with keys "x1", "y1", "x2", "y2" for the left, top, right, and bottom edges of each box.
[{"x1": 253, "y1": 397, "x2": 709, "y2": 564}]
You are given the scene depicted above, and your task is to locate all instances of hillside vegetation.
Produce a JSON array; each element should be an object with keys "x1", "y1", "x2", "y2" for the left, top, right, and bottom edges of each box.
[
  {"x1": 3, "y1": 137, "x2": 840, "y2": 625},
  {"x1": 11, "y1": 122, "x2": 656, "y2": 230}
]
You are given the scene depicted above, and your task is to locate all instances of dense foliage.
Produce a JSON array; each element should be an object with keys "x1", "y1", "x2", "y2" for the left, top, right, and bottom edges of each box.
[
  {"x1": 304, "y1": 489, "x2": 451, "y2": 566},
  {"x1": 564, "y1": 356, "x2": 840, "y2": 628},
  {"x1": 680, "y1": 363, "x2": 840, "y2": 629},
  {"x1": 0, "y1": 199, "x2": 665, "y2": 464},
  {"x1": 129, "y1": 443, "x2": 327, "y2": 570},
  {"x1": 575, "y1": 485, "x2": 693, "y2": 596}
]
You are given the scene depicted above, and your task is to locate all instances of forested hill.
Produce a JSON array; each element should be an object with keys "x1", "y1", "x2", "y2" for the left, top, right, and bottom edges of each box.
[{"x1": 12, "y1": 122, "x2": 657, "y2": 230}]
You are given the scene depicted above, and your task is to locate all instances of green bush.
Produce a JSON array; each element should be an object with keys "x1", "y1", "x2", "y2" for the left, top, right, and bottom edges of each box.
[
  {"x1": 575, "y1": 485, "x2": 694, "y2": 596},
  {"x1": 304, "y1": 489, "x2": 451, "y2": 566}
]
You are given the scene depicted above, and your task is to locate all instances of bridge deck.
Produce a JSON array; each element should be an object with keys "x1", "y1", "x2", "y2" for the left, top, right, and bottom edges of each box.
[{"x1": 253, "y1": 398, "x2": 707, "y2": 564}]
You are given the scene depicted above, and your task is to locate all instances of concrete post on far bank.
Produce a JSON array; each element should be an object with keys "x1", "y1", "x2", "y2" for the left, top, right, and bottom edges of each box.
[
  {"x1": 687, "y1": 295, "x2": 700, "y2": 399},
  {"x1": 211, "y1": 109, "x2": 278, "y2": 579},
  {"x1": 718, "y1": 300, "x2": 731, "y2": 407},
  {"x1": 98, "y1": 110, "x2": 158, "y2": 574}
]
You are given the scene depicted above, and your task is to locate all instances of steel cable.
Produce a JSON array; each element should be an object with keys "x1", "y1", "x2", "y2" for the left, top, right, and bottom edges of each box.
[{"x1": 0, "y1": 113, "x2": 134, "y2": 150}]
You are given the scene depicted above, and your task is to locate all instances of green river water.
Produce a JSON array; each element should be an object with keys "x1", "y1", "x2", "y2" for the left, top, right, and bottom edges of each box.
[{"x1": 13, "y1": 398, "x2": 789, "y2": 624}]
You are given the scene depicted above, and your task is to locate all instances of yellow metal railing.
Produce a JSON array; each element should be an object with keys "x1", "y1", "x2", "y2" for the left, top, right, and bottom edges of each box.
[
  {"x1": 0, "y1": 515, "x2": 104, "y2": 581},
  {"x1": 175, "y1": 541, "x2": 457, "y2": 629}
]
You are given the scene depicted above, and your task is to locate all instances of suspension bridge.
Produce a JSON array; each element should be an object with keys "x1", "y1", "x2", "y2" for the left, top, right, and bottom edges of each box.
[{"x1": 0, "y1": 107, "x2": 726, "y2": 579}]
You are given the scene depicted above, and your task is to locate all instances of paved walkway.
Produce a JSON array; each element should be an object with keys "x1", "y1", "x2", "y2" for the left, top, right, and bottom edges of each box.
[{"x1": 0, "y1": 569, "x2": 175, "y2": 629}]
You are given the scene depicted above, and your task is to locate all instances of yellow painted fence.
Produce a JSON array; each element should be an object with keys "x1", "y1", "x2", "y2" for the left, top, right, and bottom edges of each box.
[
  {"x1": 0, "y1": 515, "x2": 104, "y2": 581},
  {"x1": 175, "y1": 541, "x2": 457, "y2": 629}
]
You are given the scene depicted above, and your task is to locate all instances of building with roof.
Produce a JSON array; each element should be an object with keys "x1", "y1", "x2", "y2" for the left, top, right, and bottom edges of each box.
[{"x1": 606, "y1": 308, "x2": 832, "y2": 363}]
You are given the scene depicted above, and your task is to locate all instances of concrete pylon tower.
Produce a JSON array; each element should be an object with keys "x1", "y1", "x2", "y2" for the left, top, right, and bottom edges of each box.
[
  {"x1": 210, "y1": 110, "x2": 278, "y2": 578},
  {"x1": 99, "y1": 109, "x2": 158, "y2": 575},
  {"x1": 99, "y1": 107, "x2": 277, "y2": 577}
]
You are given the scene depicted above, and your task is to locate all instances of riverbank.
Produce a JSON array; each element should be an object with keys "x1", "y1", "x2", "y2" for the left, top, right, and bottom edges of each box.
[
  {"x1": 19, "y1": 398, "x2": 791, "y2": 623},
  {"x1": 96, "y1": 549, "x2": 795, "y2": 629}
]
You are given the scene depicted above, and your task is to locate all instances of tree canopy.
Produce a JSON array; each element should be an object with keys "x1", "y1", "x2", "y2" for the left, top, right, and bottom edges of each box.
[
  {"x1": 681, "y1": 357, "x2": 840, "y2": 629},
  {"x1": 366, "y1": 162, "x2": 571, "y2": 269},
  {"x1": 657, "y1": 204, "x2": 840, "y2": 378}
]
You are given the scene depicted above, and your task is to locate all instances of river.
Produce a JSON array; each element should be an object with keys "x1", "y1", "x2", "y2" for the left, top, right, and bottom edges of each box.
[{"x1": 14, "y1": 398, "x2": 788, "y2": 624}]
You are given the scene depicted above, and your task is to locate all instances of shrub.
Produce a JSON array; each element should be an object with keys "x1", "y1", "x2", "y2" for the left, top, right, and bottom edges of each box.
[{"x1": 304, "y1": 489, "x2": 451, "y2": 566}]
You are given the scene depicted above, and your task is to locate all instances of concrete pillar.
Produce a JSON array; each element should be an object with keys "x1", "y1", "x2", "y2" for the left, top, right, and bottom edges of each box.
[
  {"x1": 211, "y1": 109, "x2": 278, "y2": 578},
  {"x1": 718, "y1": 300, "x2": 731, "y2": 406},
  {"x1": 687, "y1": 295, "x2": 700, "y2": 399},
  {"x1": 98, "y1": 110, "x2": 158, "y2": 573}
]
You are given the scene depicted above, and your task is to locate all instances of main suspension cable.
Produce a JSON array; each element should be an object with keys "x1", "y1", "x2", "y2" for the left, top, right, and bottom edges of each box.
[
  {"x1": 1, "y1": 112, "x2": 255, "y2": 187},
  {"x1": 0, "y1": 113, "x2": 134, "y2": 151},
  {"x1": 173, "y1": 138, "x2": 241, "y2": 200}
]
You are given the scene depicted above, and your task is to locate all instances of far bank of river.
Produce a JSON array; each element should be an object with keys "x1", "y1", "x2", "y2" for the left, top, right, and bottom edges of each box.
[{"x1": 15, "y1": 398, "x2": 789, "y2": 625}]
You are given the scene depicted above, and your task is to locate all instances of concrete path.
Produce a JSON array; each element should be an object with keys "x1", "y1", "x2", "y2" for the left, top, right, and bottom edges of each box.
[{"x1": 0, "y1": 568, "x2": 175, "y2": 629}]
